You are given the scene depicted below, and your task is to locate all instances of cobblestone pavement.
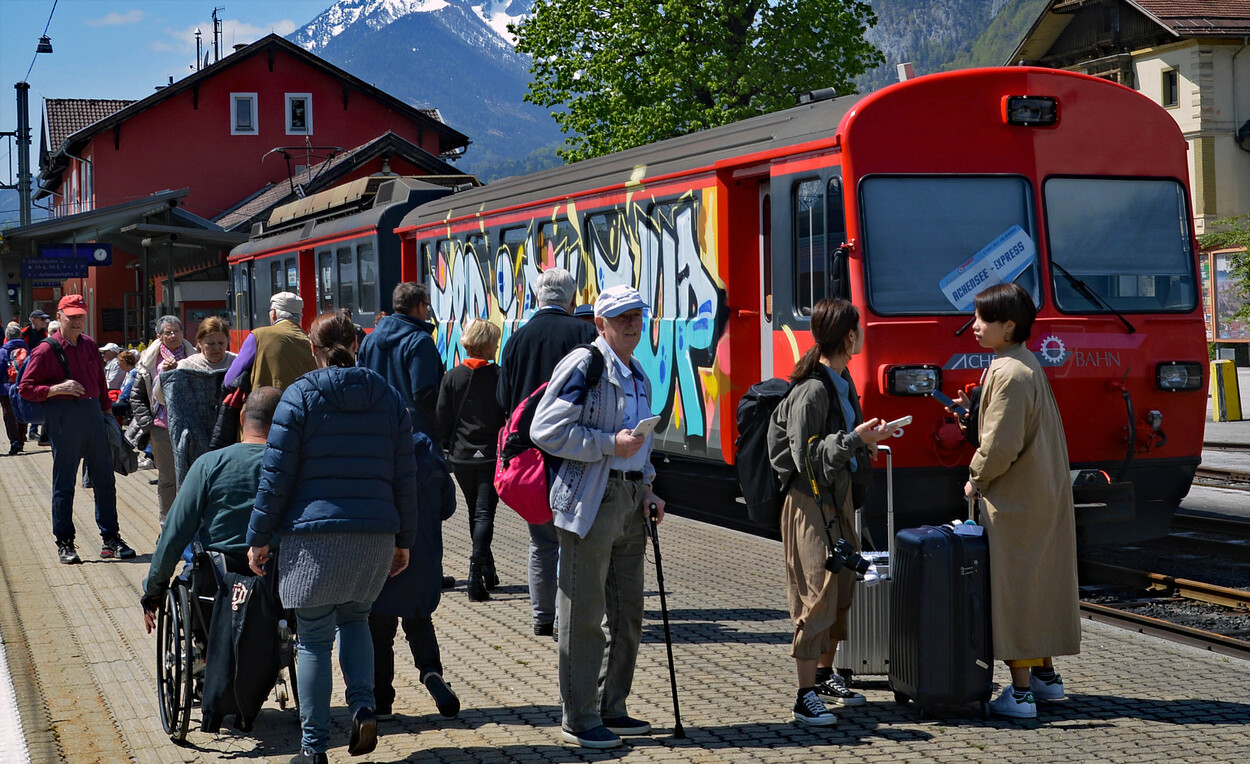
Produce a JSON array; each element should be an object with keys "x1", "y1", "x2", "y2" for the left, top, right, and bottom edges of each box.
[{"x1": 1, "y1": 446, "x2": 1248, "y2": 763}]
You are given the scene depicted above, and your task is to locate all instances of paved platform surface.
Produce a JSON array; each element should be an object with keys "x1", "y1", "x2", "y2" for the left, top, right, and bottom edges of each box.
[{"x1": 2, "y1": 447, "x2": 1248, "y2": 763}]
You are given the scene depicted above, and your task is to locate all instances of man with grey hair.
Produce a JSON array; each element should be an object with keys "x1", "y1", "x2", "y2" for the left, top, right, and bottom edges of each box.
[
  {"x1": 496, "y1": 267, "x2": 596, "y2": 637},
  {"x1": 222, "y1": 291, "x2": 317, "y2": 394}
]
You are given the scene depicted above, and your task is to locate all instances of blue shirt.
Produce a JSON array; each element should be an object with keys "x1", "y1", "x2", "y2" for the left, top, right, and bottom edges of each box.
[
  {"x1": 606, "y1": 345, "x2": 650, "y2": 473},
  {"x1": 827, "y1": 367, "x2": 858, "y2": 471}
]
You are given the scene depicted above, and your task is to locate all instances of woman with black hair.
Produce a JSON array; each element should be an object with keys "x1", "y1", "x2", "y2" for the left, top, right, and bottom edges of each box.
[
  {"x1": 766, "y1": 298, "x2": 894, "y2": 726},
  {"x1": 951, "y1": 282, "x2": 1080, "y2": 719}
]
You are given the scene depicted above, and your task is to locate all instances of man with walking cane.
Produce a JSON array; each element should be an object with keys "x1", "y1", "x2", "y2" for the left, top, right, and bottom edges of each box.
[{"x1": 531, "y1": 284, "x2": 667, "y2": 750}]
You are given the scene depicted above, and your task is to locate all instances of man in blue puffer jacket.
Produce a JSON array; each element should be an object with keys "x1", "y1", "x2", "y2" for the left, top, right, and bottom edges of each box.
[{"x1": 357, "y1": 282, "x2": 442, "y2": 443}]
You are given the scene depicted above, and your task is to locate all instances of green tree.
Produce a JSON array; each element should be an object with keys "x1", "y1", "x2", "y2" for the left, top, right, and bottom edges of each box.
[
  {"x1": 1200, "y1": 213, "x2": 1250, "y2": 322},
  {"x1": 511, "y1": 0, "x2": 884, "y2": 162}
]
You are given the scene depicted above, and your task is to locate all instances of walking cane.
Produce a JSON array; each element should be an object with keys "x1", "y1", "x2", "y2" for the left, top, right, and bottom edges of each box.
[{"x1": 646, "y1": 503, "x2": 685, "y2": 739}]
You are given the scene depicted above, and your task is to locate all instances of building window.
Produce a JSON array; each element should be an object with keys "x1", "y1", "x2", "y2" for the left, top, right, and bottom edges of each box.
[
  {"x1": 286, "y1": 93, "x2": 312, "y2": 135},
  {"x1": 231, "y1": 93, "x2": 258, "y2": 134},
  {"x1": 1161, "y1": 69, "x2": 1179, "y2": 108}
]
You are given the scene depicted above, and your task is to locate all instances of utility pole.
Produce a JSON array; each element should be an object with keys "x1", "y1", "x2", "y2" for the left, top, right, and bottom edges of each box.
[
  {"x1": 14, "y1": 82, "x2": 32, "y2": 227},
  {"x1": 212, "y1": 7, "x2": 225, "y2": 63}
]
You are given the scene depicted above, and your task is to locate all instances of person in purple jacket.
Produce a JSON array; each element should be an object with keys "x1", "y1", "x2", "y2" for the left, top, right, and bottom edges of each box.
[{"x1": 18, "y1": 294, "x2": 136, "y2": 565}]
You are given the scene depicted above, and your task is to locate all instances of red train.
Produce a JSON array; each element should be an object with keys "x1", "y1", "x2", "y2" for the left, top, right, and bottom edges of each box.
[{"x1": 232, "y1": 68, "x2": 1208, "y2": 544}]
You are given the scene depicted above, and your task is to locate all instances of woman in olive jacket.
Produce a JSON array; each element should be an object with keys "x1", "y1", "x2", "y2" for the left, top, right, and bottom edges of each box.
[{"x1": 436, "y1": 319, "x2": 506, "y2": 601}]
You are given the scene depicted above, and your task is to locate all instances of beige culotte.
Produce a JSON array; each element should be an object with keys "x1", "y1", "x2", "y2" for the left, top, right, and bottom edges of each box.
[{"x1": 781, "y1": 487, "x2": 858, "y2": 660}]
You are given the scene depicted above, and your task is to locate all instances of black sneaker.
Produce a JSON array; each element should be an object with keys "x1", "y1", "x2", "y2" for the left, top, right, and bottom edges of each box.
[
  {"x1": 815, "y1": 674, "x2": 866, "y2": 706},
  {"x1": 347, "y1": 706, "x2": 377, "y2": 756},
  {"x1": 602, "y1": 715, "x2": 651, "y2": 735},
  {"x1": 58, "y1": 542, "x2": 82, "y2": 565},
  {"x1": 422, "y1": 671, "x2": 460, "y2": 718},
  {"x1": 533, "y1": 622, "x2": 554, "y2": 637},
  {"x1": 101, "y1": 536, "x2": 136, "y2": 559},
  {"x1": 793, "y1": 689, "x2": 837, "y2": 726},
  {"x1": 288, "y1": 750, "x2": 328, "y2": 764},
  {"x1": 441, "y1": 574, "x2": 456, "y2": 589},
  {"x1": 8, "y1": 443, "x2": 21, "y2": 456}
]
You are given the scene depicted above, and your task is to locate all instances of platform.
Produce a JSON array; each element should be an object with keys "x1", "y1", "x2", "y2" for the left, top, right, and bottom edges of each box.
[{"x1": 1, "y1": 446, "x2": 1248, "y2": 763}]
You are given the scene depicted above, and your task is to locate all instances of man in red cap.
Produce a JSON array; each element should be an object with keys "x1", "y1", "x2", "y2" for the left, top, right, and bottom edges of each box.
[{"x1": 18, "y1": 293, "x2": 136, "y2": 564}]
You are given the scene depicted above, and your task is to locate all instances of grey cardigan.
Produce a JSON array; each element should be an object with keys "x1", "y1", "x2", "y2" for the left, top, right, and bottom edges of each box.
[
  {"x1": 767, "y1": 370, "x2": 870, "y2": 509},
  {"x1": 530, "y1": 336, "x2": 656, "y2": 538}
]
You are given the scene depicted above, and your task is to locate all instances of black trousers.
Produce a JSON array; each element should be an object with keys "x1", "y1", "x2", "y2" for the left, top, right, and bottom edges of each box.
[
  {"x1": 368, "y1": 612, "x2": 442, "y2": 711},
  {"x1": 452, "y1": 462, "x2": 498, "y2": 567}
]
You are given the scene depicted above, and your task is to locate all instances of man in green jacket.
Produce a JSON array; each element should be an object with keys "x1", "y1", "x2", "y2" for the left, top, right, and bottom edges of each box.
[{"x1": 140, "y1": 386, "x2": 282, "y2": 629}]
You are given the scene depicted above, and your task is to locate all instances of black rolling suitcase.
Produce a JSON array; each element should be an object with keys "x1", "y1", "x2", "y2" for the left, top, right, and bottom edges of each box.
[{"x1": 888, "y1": 500, "x2": 993, "y2": 718}]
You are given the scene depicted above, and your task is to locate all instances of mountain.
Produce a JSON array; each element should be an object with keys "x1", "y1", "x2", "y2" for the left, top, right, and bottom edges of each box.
[
  {"x1": 858, "y1": 0, "x2": 1047, "y2": 93},
  {"x1": 290, "y1": 0, "x2": 564, "y2": 182}
]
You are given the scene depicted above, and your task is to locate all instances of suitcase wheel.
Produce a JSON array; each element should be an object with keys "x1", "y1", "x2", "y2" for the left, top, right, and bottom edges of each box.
[{"x1": 893, "y1": 691, "x2": 909, "y2": 706}]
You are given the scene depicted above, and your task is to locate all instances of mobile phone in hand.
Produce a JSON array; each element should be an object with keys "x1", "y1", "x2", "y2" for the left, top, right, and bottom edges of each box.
[
  {"x1": 631, "y1": 415, "x2": 663, "y2": 437},
  {"x1": 882, "y1": 415, "x2": 912, "y2": 433},
  {"x1": 930, "y1": 389, "x2": 968, "y2": 418}
]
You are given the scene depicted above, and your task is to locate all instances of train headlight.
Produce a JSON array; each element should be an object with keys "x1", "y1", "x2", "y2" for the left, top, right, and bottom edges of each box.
[
  {"x1": 1156, "y1": 361, "x2": 1202, "y2": 391},
  {"x1": 1003, "y1": 95, "x2": 1058, "y2": 127},
  {"x1": 888, "y1": 366, "x2": 940, "y2": 395}
]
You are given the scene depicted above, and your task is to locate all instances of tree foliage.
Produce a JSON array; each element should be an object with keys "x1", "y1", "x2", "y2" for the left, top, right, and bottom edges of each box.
[
  {"x1": 1200, "y1": 213, "x2": 1250, "y2": 321},
  {"x1": 511, "y1": 0, "x2": 884, "y2": 162}
]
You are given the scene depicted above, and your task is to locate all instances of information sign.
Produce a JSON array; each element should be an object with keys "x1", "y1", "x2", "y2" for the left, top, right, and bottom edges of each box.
[{"x1": 938, "y1": 225, "x2": 1036, "y2": 312}]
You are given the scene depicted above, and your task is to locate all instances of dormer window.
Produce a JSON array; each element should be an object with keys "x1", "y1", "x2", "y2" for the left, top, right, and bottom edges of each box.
[
  {"x1": 287, "y1": 93, "x2": 312, "y2": 135},
  {"x1": 232, "y1": 93, "x2": 258, "y2": 135}
]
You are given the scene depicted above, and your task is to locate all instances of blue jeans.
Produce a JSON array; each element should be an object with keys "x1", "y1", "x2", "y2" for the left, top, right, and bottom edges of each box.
[
  {"x1": 528, "y1": 520, "x2": 558, "y2": 626},
  {"x1": 294, "y1": 600, "x2": 375, "y2": 753},
  {"x1": 44, "y1": 398, "x2": 117, "y2": 543}
]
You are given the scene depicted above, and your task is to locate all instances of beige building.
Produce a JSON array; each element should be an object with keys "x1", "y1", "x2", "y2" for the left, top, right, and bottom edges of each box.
[{"x1": 1010, "y1": 0, "x2": 1250, "y2": 235}]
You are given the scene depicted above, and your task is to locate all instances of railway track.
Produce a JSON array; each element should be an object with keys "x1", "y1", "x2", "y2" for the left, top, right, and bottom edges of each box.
[
  {"x1": 1193, "y1": 466, "x2": 1250, "y2": 490},
  {"x1": 1078, "y1": 560, "x2": 1250, "y2": 661}
]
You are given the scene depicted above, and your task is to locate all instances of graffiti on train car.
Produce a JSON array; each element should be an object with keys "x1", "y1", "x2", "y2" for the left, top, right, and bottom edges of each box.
[{"x1": 424, "y1": 189, "x2": 728, "y2": 452}]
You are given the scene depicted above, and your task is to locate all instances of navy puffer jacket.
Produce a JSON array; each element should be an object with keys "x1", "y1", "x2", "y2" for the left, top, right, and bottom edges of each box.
[{"x1": 247, "y1": 365, "x2": 418, "y2": 549}]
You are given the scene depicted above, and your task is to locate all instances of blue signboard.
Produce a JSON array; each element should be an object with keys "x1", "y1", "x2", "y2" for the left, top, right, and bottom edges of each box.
[
  {"x1": 22, "y1": 258, "x2": 88, "y2": 280},
  {"x1": 39, "y1": 242, "x2": 112, "y2": 266},
  {"x1": 938, "y1": 226, "x2": 1037, "y2": 311}
]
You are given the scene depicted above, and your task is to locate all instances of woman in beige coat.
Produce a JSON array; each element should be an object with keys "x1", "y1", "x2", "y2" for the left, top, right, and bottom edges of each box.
[{"x1": 954, "y1": 283, "x2": 1080, "y2": 719}]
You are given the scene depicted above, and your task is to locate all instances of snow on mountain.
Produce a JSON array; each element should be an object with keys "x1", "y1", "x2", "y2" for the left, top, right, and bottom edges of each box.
[{"x1": 292, "y1": 0, "x2": 527, "y2": 54}]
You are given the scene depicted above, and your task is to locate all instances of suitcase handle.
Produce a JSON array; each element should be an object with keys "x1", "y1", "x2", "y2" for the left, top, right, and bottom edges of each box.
[{"x1": 855, "y1": 445, "x2": 893, "y2": 579}]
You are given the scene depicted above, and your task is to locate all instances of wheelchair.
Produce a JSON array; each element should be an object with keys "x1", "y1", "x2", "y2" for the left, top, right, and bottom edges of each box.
[{"x1": 155, "y1": 546, "x2": 299, "y2": 743}]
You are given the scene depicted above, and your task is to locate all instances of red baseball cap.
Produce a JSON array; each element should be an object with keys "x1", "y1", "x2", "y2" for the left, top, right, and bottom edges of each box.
[{"x1": 58, "y1": 294, "x2": 87, "y2": 316}]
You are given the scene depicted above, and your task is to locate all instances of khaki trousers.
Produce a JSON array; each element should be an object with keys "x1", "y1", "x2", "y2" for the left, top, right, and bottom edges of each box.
[{"x1": 782, "y1": 488, "x2": 857, "y2": 660}]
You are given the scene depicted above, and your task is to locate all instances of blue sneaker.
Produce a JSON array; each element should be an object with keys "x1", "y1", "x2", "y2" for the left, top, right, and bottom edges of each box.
[
  {"x1": 561, "y1": 725, "x2": 622, "y2": 749},
  {"x1": 603, "y1": 715, "x2": 651, "y2": 735}
]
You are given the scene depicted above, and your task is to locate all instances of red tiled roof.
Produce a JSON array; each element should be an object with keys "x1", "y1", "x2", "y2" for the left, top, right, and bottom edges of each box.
[
  {"x1": 1132, "y1": 0, "x2": 1250, "y2": 36},
  {"x1": 43, "y1": 98, "x2": 134, "y2": 152}
]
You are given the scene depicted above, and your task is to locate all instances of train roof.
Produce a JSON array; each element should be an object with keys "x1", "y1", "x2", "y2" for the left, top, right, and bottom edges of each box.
[{"x1": 397, "y1": 94, "x2": 865, "y2": 229}]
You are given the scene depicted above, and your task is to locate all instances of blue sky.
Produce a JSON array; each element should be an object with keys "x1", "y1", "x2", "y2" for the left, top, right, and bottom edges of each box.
[{"x1": 1, "y1": 0, "x2": 332, "y2": 195}]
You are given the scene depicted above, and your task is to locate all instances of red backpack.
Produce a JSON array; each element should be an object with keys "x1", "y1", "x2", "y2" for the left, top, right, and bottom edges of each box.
[
  {"x1": 7, "y1": 346, "x2": 27, "y2": 384},
  {"x1": 495, "y1": 345, "x2": 604, "y2": 524}
]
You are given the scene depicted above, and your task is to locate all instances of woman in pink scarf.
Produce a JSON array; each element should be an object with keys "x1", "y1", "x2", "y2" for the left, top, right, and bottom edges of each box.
[{"x1": 132, "y1": 315, "x2": 196, "y2": 521}]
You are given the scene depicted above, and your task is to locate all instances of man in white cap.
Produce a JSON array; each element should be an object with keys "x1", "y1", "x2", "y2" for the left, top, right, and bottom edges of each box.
[
  {"x1": 222, "y1": 291, "x2": 317, "y2": 394},
  {"x1": 530, "y1": 284, "x2": 667, "y2": 750},
  {"x1": 100, "y1": 343, "x2": 125, "y2": 390}
]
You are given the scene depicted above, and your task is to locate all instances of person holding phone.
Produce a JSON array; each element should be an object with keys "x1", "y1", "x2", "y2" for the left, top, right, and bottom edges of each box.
[
  {"x1": 766, "y1": 298, "x2": 894, "y2": 725},
  {"x1": 960, "y1": 283, "x2": 1080, "y2": 719},
  {"x1": 530, "y1": 284, "x2": 665, "y2": 749}
]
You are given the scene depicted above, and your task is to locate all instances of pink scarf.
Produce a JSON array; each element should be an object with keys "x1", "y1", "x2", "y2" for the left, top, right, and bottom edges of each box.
[{"x1": 152, "y1": 342, "x2": 186, "y2": 429}]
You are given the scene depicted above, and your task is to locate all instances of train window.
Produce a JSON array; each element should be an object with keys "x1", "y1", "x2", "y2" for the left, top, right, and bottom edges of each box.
[
  {"x1": 586, "y1": 212, "x2": 624, "y2": 264},
  {"x1": 762, "y1": 194, "x2": 773, "y2": 321},
  {"x1": 860, "y1": 175, "x2": 1039, "y2": 314},
  {"x1": 337, "y1": 246, "x2": 356, "y2": 314},
  {"x1": 285, "y1": 258, "x2": 298, "y2": 294},
  {"x1": 231, "y1": 264, "x2": 250, "y2": 331},
  {"x1": 420, "y1": 242, "x2": 433, "y2": 282},
  {"x1": 794, "y1": 179, "x2": 827, "y2": 315},
  {"x1": 318, "y1": 249, "x2": 334, "y2": 312},
  {"x1": 1045, "y1": 178, "x2": 1195, "y2": 313},
  {"x1": 270, "y1": 260, "x2": 284, "y2": 294},
  {"x1": 827, "y1": 178, "x2": 847, "y2": 300},
  {"x1": 358, "y1": 242, "x2": 376, "y2": 314},
  {"x1": 467, "y1": 233, "x2": 489, "y2": 284},
  {"x1": 250, "y1": 261, "x2": 271, "y2": 327},
  {"x1": 539, "y1": 219, "x2": 582, "y2": 289}
]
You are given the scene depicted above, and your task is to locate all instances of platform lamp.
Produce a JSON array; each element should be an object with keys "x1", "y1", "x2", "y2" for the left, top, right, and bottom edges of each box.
[{"x1": 36, "y1": 35, "x2": 54, "y2": 54}]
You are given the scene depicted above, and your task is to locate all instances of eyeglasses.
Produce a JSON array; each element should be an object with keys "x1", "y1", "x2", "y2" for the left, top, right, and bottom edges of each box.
[{"x1": 160, "y1": 328, "x2": 183, "y2": 336}]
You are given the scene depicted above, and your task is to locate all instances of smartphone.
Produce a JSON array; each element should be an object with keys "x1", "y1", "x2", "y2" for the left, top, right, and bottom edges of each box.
[
  {"x1": 631, "y1": 415, "x2": 663, "y2": 437},
  {"x1": 882, "y1": 415, "x2": 912, "y2": 433},
  {"x1": 930, "y1": 389, "x2": 968, "y2": 418}
]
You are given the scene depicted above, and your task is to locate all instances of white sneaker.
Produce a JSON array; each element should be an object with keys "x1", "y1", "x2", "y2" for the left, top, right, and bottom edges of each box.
[
  {"x1": 137, "y1": 456, "x2": 155, "y2": 470},
  {"x1": 988, "y1": 686, "x2": 1037, "y2": 719},
  {"x1": 1029, "y1": 672, "x2": 1066, "y2": 701},
  {"x1": 793, "y1": 690, "x2": 837, "y2": 726}
]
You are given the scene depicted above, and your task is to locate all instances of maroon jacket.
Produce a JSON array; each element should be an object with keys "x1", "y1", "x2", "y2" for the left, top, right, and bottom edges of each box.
[{"x1": 18, "y1": 332, "x2": 111, "y2": 414}]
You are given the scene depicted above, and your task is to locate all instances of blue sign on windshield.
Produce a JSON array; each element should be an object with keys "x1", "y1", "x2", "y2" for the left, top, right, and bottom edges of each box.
[{"x1": 938, "y1": 225, "x2": 1036, "y2": 311}]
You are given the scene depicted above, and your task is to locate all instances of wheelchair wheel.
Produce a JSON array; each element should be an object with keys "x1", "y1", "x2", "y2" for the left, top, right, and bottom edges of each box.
[
  {"x1": 274, "y1": 617, "x2": 300, "y2": 719},
  {"x1": 156, "y1": 584, "x2": 195, "y2": 743}
]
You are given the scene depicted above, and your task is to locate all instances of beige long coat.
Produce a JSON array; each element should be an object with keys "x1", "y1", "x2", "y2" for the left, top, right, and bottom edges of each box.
[{"x1": 968, "y1": 343, "x2": 1081, "y2": 661}]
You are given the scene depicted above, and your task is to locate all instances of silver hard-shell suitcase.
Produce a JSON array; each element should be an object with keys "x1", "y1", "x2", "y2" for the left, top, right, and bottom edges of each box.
[{"x1": 834, "y1": 445, "x2": 894, "y2": 685}]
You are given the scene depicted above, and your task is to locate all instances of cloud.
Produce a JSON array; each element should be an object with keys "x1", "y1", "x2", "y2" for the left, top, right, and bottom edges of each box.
[
  {"x1": 85, "y1": 9, "x2": 145, "y2": 27},
  {"x1": 158, "y1": 18, "x2": 299, "y2": 56}
]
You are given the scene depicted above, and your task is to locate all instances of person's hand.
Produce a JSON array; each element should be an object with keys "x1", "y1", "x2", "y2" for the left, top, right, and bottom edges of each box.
[
  {"x1": 161, "y1": 358, "x2": 178, "y2": 372},
  {"x1": 644, "y1": 491, "x2": 665, "y2": 524},
  {"x1": 964, "y1": 480, "x2": 979, "y2": 499},
  {"x1": 855, "y1": 418, "x2": 893, "y2": 444},
  {"x1": 867, "y1": 441, "x2": 880, "y2": 459},
  {"x1": 951, "y1": 390, "x2": 972, "y2": 417},
  {"x1": 389, "y1": 547, "x2": 410, "y2": 577},
  {"x1": 248, "y1": 545, "x2": 270, "y2": 576},
  {"x1": 50, "y1": 379, "x2": 85, "y2": 398},
  {"x1": 614, "y1": 429, "x2": 645, "y2": 458},
  {"x1": 140, "y1": 592, "x2": 163, "y2": 634}
]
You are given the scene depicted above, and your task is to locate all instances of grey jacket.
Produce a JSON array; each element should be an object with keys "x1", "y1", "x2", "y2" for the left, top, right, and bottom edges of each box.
[{"x1": 530, "y1": 336, "x2": 656, "y2": 538}]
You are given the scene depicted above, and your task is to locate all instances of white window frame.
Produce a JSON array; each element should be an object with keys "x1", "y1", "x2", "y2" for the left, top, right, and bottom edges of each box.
[
  {"x1": 286, "y1": 93, "x2": 313, "y2": 135},
  {"x1": 231, "y1": 92, "x2": 258, "y2": 135}
]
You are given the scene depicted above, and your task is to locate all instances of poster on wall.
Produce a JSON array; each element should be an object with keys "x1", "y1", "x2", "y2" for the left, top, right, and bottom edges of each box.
[
  {"x1": 1214, "y1": 251, "x2": 1249, "y2": 342},
  {"x1": 1202, "y1": 255, "x2": 1213, "y2": 341}
]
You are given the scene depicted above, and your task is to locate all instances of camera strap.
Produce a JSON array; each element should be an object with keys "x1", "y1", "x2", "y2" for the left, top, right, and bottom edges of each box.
[{"x1": 804, "y1": 434, "x2": 847, "y2": 557}]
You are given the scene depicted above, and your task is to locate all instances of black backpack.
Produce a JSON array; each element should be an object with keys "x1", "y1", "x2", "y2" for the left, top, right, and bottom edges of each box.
[{"x1": 734, "y1": 378, "x2": 796, "y2": 528}]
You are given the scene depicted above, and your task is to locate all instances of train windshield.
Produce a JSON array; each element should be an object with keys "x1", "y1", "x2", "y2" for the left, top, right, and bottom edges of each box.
[
  {"x1": 1045, "y1": 178, "x2": 1196, "y2": 313},
  {"x1": 860, "y1": 175, "x2": 1039, "y2": 314}
]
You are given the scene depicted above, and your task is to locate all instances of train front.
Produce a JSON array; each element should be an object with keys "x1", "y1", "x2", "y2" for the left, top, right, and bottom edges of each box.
[{"x1": 838, "y1": 68, "x2": 1207, "y2": 544}]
